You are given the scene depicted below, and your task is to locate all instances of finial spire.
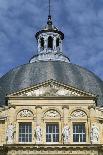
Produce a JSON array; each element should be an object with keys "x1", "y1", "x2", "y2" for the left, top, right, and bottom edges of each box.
[
  {"x1": 47, "y1": 0, "x2": 52, "y2": 25},
  {"x1": 49, "y1": 0, "x2": 51, "y2": 16},
  {"x1": 30, "y1": 0, "x2": 70, "y2": 63}
]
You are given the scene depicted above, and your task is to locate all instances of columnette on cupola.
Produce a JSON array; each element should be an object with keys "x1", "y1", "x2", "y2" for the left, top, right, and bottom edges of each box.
[{"x1": 29, "y1": 0, "x2": 70, "y2": 63}]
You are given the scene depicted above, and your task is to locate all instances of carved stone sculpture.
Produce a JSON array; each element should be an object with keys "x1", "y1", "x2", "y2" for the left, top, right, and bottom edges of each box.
[
  {"x1": 6, "y1": 123, "x2": 15, "y2": 144},
  {"x1": 45, "y1": 110, "x2": 59, "y2": 117},
  {"x1": 35, "y1": 125, "x2": 42, "y2": 144},
  {"x1": 62, "y1": 124, "x2": 70, "y2": 143},
  {"x1": 71, "y1": 110, "x2": 86, "y2": 118},
  {"x1": 19, "y1": 109, "x2": 33, "y2": 117},
  {"x1": 90, "y1": 124, "x2": 99, "y2": 144}
]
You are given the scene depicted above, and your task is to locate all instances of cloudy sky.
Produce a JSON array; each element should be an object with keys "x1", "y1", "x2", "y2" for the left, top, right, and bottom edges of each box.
[{"x1": 0, "y1": 0, "x2": 103, "y2": 80}]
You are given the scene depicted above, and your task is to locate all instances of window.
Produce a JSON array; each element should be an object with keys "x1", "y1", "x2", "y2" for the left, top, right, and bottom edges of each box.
[
  {"x1": 19, "y1": 123, "x2": 32, "y2": 142},
  {"x1": 46, "y1": 123, "x2": 59, "y2": 143},
  {"x1": 48, "y1": 36, "x2": 53, "y2": 49},
  {"x1": 40, "y1": 37, "x2": 44, "y2": 49},
  {"x1": 56, "y1": 38, "x2": 59, "y2": 47},
  {"x1": 73, "y1": 123, "x2": 86, "y2": 142}
]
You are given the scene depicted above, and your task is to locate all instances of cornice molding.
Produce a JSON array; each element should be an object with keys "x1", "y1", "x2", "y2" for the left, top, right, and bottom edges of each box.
[
  {"x1": 6, "y1": 79, "x2": 96, "y2": 98},
  {"x1": 3, "y1": 144, "x2": 103, "y2": 150}
]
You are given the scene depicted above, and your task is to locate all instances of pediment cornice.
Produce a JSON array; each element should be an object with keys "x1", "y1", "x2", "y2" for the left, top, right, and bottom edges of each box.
[{"x1": 7, "y1": 79, "x2": 96, "y2": 98}]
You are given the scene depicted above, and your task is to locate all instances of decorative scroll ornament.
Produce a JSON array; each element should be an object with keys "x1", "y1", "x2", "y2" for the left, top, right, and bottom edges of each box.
[
  {"x1": 6, "y1": 123, "x2": 15, "y2": 144},
  {"x1": 71, "y1": 110, "x2": 86, "y2": 118},
  {"x1": 90, "y1": 124, "x2": 99, "y2": 144},
  {"x1": 62, "y1": 124, "x2": 70, "y2": 144},
  {"x1": 35, "y1": 125, "x2": 42, "y2": 144},
  {"x1": 45, "y1": 110, "x2": 60, "y2": 117},
  {"x1": 18, "y1": 109, "x2": 33, "y2": 117}
]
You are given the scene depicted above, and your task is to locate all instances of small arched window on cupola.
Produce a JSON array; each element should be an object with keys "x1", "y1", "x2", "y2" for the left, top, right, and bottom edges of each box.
[
  {"x1": 40, "y1": 37, "x2": 44, "y2": 49},
  {"x1": 56, "y1": 38, "x2": 59, "y2": 47},
  {"x1": 48, "y1": 36, "x2": 53, "y2": 49}
]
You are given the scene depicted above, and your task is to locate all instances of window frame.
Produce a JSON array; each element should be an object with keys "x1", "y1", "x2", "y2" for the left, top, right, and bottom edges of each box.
[
  {"x1": 46, "y1": 122, "x2": 59, "y2": 144},
  {"x1": 48, "y1": 36, "x2": 53, "y2": 49},
  {"x1": 18, "y1": 122, "x2": 32, "y2": 143},
  {"x1": 56, "y1": 38, "x2": 60, "y2": 47},
  {"x1": 72, "y1": 122, "x2": 86, "y2": 143},
  {"x1": 40, "y1": 37, "x2": 44, "y2": 50}
]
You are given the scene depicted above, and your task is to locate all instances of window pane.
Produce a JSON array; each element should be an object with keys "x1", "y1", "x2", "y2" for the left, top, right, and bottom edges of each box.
[
  {"x1": 29, "y1": 134, "x2": 32, "y2": 142},
  {"x1": 73, "y1": 123, "x2": 86, "y2": 142},
  {"x1": 73, "y1": 134, "x2": 79, "y2": 142},
  {"x1": 49, "y1": 125, "x2": 52, "y2": 133},
  {"x1": 56, "y1": 38, "x2": 59, "y2": 47},
  {"x1": 83, "y1": 133, "x2": 86, "y2": 142},
  {"x1": 46, "y1": 134, "x2": 51, "y2": 142},
  {"x1": 48, "y1": 36, "x2": 53, "y2": 49},
  {"x1": 46, "y1": 123, "x2": 59, "y2": 142},
  {"x1": 53, "y1": 134, "x2": 56, "y2": 142},
  {"x1": 41, "y1": 37, "x2": 44, "y2": 49},
  {"x1": 53, "y1": 134, "x2": 59, "y2": 142}
]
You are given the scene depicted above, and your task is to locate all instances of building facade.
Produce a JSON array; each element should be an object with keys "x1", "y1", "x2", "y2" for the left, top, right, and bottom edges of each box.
[{"x1": 0, "y1": 13, "x2": 103, "y2": 155}]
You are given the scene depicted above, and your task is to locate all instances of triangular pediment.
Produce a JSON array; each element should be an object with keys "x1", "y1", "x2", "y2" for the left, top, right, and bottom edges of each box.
[{"x1": 7, "y1": 79, "x2": 95, "y2": 97}]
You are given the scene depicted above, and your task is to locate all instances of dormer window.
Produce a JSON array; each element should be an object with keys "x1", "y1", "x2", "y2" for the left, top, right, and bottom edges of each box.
[
  {"x1": 56, "y1": 38, "x2": 59, "y2": 47},
  {"x1": 48, "y1": 36, "x2": 53, "y2": 49},
  {"x1": 40, "y1": 37, "x2": 44, "y2": 49}
]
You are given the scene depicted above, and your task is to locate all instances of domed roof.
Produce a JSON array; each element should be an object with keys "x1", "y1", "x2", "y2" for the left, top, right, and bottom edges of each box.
[{"x1": 0, "y1": 61, "x2": 103, "y2": 106}]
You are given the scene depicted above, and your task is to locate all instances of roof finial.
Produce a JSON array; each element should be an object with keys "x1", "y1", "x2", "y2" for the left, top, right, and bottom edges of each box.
[
  {"x1": 47, "y1": 0, "x2": 52, "y2": 25},
  {"x1": 49, "y1": 0, "x2": 51, "y2": 17}
]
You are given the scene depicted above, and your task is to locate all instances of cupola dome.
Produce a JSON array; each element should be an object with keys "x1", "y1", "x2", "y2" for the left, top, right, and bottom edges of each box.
[{"x1": 30, "y1": 15, "x2": 70, "y2": 63}]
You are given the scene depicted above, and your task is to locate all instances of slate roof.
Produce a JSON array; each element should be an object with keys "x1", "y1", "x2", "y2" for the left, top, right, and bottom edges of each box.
[{"x1": 0, "y1": 61, "x2": 103, "y2": 106}]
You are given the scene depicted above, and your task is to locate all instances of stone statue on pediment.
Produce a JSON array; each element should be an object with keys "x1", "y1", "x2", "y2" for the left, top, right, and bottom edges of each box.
[
  {"x1": 62, "y1": 124, "x2": 70, "y2": 144},
  {"x1": 90, "y1": 124, "x2": 99, "y2": 144},
  {"x1": 6, "y1": 123, "x2": 15, "y2": 144}
]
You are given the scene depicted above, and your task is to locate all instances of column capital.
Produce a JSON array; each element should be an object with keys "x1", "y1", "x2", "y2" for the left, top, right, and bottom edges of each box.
[
  {"x1": 62, "y1": 105, "x2": 69, "y2": 109},
  {"x1": 35, "y1": 105, "x2": 42, "y2": 109},
  {"x1": 88, "y1": 105, "x2": 95, "y2": 110}
]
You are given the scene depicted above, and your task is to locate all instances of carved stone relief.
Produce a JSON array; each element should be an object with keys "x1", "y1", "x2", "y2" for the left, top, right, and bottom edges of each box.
[
  {"x1": 44, "y1": 110, "x2": 60, "y2": 117},
  {"x1": 19, "y1": 84, "x2": 83, "y2": 97},
  {"x1": 71, "y1": 110, "x2": 86, "y2": 118},
  {"x1": 18, "y1": 109, "x2": 33, "y2": 118}
]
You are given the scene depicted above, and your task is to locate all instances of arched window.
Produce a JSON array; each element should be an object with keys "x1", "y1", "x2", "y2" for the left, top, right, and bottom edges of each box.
[
  {"x1": 56, "y1": 38, "x2": 59, "y2": 47},
  {"x1": 48, "y1": 36, "x2": 53, "y2": 49},
  {"x1": 40, "y1": 37, "x2": 44, "y2": 49}
]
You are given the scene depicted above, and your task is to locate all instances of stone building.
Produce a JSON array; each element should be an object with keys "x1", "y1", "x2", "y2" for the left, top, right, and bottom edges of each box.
[{"x1": 0, "y1": 11, "x2": 103, "y2": 155}]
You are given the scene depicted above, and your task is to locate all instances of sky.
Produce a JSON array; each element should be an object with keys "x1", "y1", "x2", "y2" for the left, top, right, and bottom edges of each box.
[{"x1": 0, "y1": 0, "x2": 103, "y2": 80}]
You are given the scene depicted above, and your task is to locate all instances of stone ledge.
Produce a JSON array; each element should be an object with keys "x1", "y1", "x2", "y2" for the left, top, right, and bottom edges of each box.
[{"x1": 3, "y1": 144, "x2": 103, "y2": 150}]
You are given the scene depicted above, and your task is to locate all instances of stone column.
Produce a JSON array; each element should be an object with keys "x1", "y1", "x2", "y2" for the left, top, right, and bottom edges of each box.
[
  {"x1": 7, "y1": 105, "x2": 16, "y2": 144},
  {"x1": 88, "y1": 105, "x2": 95, "y2": 144},
  {"x1": 44, "y1": 36, "x2": 48, "y2": 52},
  {"x1": 35, "y1": 106, "x2": 42, "y2": 144},
  {"x1": 62, "y1": 105, "x2": 69, "y2": 124},
  {"x1": 53, "y1": 37, "x2": 56, "y2": 51},
  {"x1": 35, "y1": 105, "x2": 42, "y2": 125},
  {"x1": 60, "y1": 40, "x2": 62, "y2": 52},
  {"x1": 62, "y1": 106, "x2": 70, "y2": 144},
  {"x1": 37, "y1": 38, "x2": 41, "y2": 53}
]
